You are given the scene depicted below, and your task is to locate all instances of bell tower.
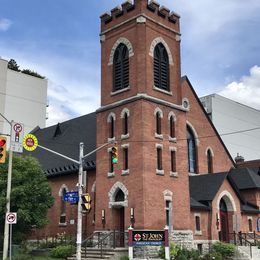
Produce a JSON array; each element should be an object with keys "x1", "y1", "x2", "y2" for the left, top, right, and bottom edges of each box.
[
  {"x1": 95, "y1": 0, "x2": 192, "y2": 246},
  {"x1": 99, "y1": 0, "x2": 182, "y2": 106}
]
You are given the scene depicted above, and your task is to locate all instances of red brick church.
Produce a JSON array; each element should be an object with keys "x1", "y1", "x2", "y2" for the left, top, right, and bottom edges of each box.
[{"x1": 30, "y1": 0, "x2": 260, "y2": 253}]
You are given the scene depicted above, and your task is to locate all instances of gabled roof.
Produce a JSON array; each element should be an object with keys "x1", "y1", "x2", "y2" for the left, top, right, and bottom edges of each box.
[
  {"x1": 181, "y1": 76, "x2": 235, "y2": 166},
  {"x1": 26, "y1": 112, "x2": 97, "y2": 177},
  {"x1": 229, "y1": 168, "x2": 260, "y2": 190},
  {"x1": 189, "y1": 172, "x2": 228, "y2": 202}
]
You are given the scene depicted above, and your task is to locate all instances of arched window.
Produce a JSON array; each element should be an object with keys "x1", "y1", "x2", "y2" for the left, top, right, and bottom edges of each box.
[
  {"x1": 187, "y1": 126, "x2": 197, "y2": 173},
  {"x1": 154, "y1": 43, "x2": 169, "y2": 91},
  {"x1": 156, "y1": 112, "x2": 162, "y2": 135},
  {"x1": 207, "y1": 149, "x2": 213, "y2": 173},
  {"x1": 60, "y1": 188, "x2": 66, "y2": 224},
  {"x1": 248, "y1": 218, "x2": 253, "y2": 232},
  {"x1": 157, "y1": 147, "x2": 162, "y2": 170},
  {"x1": 123, "y1": 112, "x2": 128, "y2": 135},
  {"x1": 113, "y1": 43, "x2": 129, "y2": 91},
  {"x1": 107, "y1": 115, "x2": 115, "y2": 139},
  {"x1": 169, "y1": 115, "x2": 175, "y2": 138}
]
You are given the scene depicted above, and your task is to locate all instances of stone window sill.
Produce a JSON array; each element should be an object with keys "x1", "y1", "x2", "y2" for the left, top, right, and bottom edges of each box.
[
  {"x1": 170, "y1": 171, "x2": 178, "y2": 177},
  {"x1": 195, "y1": 230, "x2": 202, "y2": 235},
  {"x1": 111, "y1": 86, "x2": 130, "y2": 96},
  {"x1": 59, "y1": 223, "x2": 67, "y2": 227},
  {"x1": 155, "y1": 133, "x2": 163, "y2": 140},
  {"x1": 107, "y1": 172, "x2": 115, "y2": 178},
  {"x1": 121, "y1": 133, "x2": 129, "y2": 140},
  {"x1": 169, "y1": 136, "x2": 177, "y2": 143},
  {"x1": 153, "y1": 85, "x2": 172, "y2": 96},
  {"x1": 156, "y1": 169, "x2": 164, "y2": 175},
  {"x1": 122, "y1": 169, "x2": 129, "y2": 175}
]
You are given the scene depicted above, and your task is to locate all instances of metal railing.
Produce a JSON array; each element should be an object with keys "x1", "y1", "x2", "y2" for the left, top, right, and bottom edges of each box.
[
  {"x1": 230, "y1": 231, "x2": 255, "y2": 258},
  {"x1": 81, "y1": 230, "x2": 128, "y2": 258}
]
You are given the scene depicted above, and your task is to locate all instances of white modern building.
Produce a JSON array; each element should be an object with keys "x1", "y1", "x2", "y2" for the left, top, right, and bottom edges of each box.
[
  {"x1": 0, "y1": 58, "x2": 48, "y2": 139},
  {"x1": 200, "y1": 94, "x2": 260, "y2": 161}
]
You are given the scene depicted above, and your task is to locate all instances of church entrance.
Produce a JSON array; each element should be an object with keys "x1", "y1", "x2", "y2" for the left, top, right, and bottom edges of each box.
[
  {"x1": 112, "y1": 188, "x2": 125, "y2": 247},
  {"x1": 219, "y1": 198, "x2": 229, "y2": 242}
]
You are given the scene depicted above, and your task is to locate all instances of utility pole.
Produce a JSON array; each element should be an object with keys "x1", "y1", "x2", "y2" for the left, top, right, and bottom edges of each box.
[
  {"x1": 76, "y1": 142, "x2": 84, "y2": 260},
  {"x1": 0, "y1": 113, "x2": 13, "y2": 260}
]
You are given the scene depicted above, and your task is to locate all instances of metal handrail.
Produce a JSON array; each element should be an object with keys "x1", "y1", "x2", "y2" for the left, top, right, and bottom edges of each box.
[
  {"x1": 231, "y1": 231, "x2": 253, "y2": 258},
  {"x1": 81, "y1": 230, "x2": 128, "y2": 258}
]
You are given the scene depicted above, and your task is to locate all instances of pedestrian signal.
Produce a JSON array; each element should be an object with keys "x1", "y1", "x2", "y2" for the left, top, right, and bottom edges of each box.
[
  {"x1": 111, "y1": 146, "x2": 118, "y2": 164},
  {"x1": 81, "y1": 193, "x2": 91, "y2": 212},
  {"x1": 0, "y1": 136, "x2": 7, "y2": 164}
]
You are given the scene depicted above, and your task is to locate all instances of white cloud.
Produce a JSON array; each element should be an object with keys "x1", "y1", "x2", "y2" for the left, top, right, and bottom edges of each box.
[
  {"x1": 219, "y1": 65, "x2": 260, "y2": 110},
  {"x1": 0, "y1": 18, "x2": 12, "y2": 31}
]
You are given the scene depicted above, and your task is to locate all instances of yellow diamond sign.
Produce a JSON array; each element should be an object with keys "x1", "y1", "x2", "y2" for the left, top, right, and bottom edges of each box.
[{"x1": 23, "y1": 134, "x2": 38, "y2": 151}]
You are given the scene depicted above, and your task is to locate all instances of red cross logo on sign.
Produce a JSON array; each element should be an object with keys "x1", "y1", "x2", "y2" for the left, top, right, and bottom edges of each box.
[{"x1": 134, "y1": 233, "x2": 141, "y2": 241}]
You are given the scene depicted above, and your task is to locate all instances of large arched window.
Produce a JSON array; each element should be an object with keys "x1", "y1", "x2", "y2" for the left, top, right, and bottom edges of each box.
[
  {"x1": 154, "y1": 43, "x2": 169, "y2": 91},
  {"x1": 113, "y1": 43, "x2": 129, "y2": 91},
  {"x1": 187, "y1": 126, "x2": 197, "y2": 173}
]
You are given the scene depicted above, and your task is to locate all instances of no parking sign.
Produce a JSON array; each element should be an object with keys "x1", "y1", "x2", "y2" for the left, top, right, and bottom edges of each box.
[{"x1": 6, "y1": 212, "x2": 17, "y2": 224}]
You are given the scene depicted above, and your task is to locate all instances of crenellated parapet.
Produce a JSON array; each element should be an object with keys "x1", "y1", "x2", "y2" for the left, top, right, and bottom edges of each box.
[{"x1": 100, "y1": 0, "x2": 180, "y2": 29}]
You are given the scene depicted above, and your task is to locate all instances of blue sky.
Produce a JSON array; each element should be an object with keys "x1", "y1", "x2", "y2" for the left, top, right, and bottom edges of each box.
[{"x1": 1, "y1": 0, "x2": 260, "y2": 126}]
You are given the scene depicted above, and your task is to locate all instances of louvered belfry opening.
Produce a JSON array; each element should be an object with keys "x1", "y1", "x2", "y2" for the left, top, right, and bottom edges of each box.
[
  {"x1": 113, "y1": 43, "x2": 129, "y2": 91},
  {"x1": 154, "y1": 43, "x2": 169, "y2": 91}
]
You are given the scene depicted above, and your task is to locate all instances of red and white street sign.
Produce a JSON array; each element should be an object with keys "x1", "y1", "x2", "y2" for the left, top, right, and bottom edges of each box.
[
  {"x1": 10, "y1": 122, "x2": 24, "y2": 153},
  {"x1": 6, "y1": 212, "x2": 17, "y2": 224}
]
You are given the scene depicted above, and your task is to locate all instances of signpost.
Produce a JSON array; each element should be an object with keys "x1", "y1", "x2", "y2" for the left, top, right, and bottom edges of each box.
[
  {"x1": 10, "y1": 122, "x2": 24, "y2": 153},
  {"x1": 6, "y1": 212, "x2": 17, "y2": 260}
]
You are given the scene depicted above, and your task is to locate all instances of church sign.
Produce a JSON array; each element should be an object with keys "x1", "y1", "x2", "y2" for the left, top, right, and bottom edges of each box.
[{"x1": 132, "y1": 230, "x2": 165, "y2": 246}]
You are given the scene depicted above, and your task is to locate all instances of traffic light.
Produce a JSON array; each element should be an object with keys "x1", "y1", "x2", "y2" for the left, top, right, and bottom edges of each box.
[
  {"x1": 81, "y1": 193, "x2": 91, "y2": 212},
  {"x1": 0, "y1": 136, "x2": 7, "y2": 164},
  {"x1": 111, "y1": 146, "x2": 118, "y2": 164}
]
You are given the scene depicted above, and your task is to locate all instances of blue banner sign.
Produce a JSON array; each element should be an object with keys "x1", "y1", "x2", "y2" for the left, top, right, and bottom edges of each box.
[
  {"x1": 133, "y1": 230, "x2": 165, "y2": 246},
  {"x1": 63, "y1": 191, "x2": 79, "y2": 204}
]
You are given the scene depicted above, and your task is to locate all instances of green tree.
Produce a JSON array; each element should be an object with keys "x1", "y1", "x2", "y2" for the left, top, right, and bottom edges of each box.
[
  {"x1": 0, "y1": 153, "x2": 54, "y2": 243},
  {"x1": 7, "y1": 59, "x2": 20, "y2": 71}
]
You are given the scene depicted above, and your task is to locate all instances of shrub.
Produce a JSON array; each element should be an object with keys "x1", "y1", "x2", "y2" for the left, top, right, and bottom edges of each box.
[
  {"x1": 158, "y1": 242, "x2": 179, "y2": 259},
  {"x1": 203, "y1": 251, "x2": 222, "y2": 260},
  {"x1": 50, "y1": 245, "x2": 75, "y2": 258},
  {"x1": 120, "y1": 256, "x2": 129, "y2": 260},
  {"x1": 212, "y1": 241, "x2": 235, "y2": 258},
  {"x1": 176, "y1": 248, "x2": 200, "y2": 260}
]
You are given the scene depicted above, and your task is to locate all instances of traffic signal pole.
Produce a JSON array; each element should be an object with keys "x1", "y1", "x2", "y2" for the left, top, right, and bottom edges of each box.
[
  {"x1": 36, "y1": 141, "x2": 113, "y2": 260},
  {"x1": 76, "y1": 142, "x2": 84, "y2": 260}
]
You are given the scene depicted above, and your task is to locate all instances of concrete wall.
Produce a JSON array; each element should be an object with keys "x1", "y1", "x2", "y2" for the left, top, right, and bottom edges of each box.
[
  {"x1": 0, "y1": 58, "x2": 47, "y2": 140},
  {"x1": 200, "y1": 94, "x2": 260, "y2": 161}
]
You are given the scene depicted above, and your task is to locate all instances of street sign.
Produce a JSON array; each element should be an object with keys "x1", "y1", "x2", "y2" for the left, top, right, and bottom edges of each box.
[
  {"x1": 23, "y1": 134, "x2": 38, "y2": 151},
  {"x1": 10, "y1": 122, "x2": 24, "y2": 153},
  {"x1": 64, "y1": 191, "x2": 79, "y2": 204},
  {"x1": 6, "y1": 212, "x2": 17, "y2": 224}
]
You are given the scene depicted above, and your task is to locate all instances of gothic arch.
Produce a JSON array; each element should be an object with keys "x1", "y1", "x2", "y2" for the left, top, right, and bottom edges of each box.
[
  {"x1": 154, "y1": 107, "x2": 163, "y2": 118},
  {"x1": 108, "y1": 181, "x2": 128, "y2": 208},
  {"x1": 149, "y1": 37, "x2": 173, "y2": 65},
  {"x1": 163, "y1": 189, "x2": 173, "y2": 201},
  {"x1": 205, "y1": 146, "x2": 214, "y2": 156},
  {"x1": 216, "y1": 191, "x2": 237, "y2": 212},
  {"x1": 186, "y1": 121, "x2": 199, "y2": 145},
  {"x1": 107, "y1": 112, "x2": 116, "y2": 123},
  {"x1": 58, "y1": 184, "x2": 69, "y2": 196},
  {"x1": 120, "y1": 108, "x2": 130, "y2": 118},
  {"x1": 108, "y1": 37, "x2": 134, "y2": 65},
  {"x1": 168, "y1": 111, "x2": 176, "y2": 121}
]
